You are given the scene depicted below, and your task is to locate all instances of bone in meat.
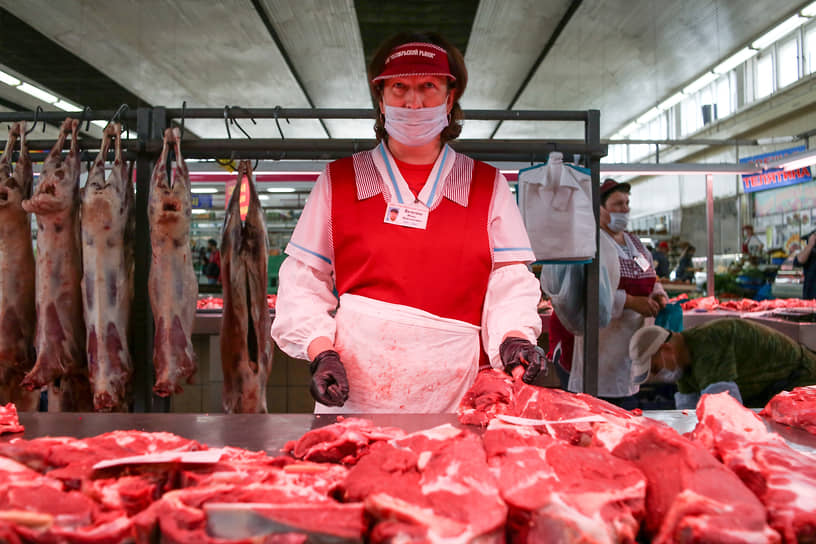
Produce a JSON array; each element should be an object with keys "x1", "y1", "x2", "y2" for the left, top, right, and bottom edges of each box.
[
  {"x1": 0, "y1": 123, "x2": 38, "y2": 411},
  {"x1": 21, "y1": 118, "x2": 91, "y2": 411},
  {"x1": 220, "y1": 160, "x2": 272, "y2": 413},
  {"x1": 148, "y1": 127, "x2": 197, "y2": 396},
  {"x1": 80, "y1": 123, "x2": 134, "y2": 411}
]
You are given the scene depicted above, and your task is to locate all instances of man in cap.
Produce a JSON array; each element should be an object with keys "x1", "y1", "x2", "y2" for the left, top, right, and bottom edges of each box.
[
  {"x1": 629, "y1": 318, "x2": 816, "y2": 409},
  {"x1": 652, "y1": 241, "x2": 670, "y2": 279}
]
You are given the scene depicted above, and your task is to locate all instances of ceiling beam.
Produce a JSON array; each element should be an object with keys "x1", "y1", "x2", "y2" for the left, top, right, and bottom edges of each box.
[
  {"x1": 249, "y1": 0, "x2": 331, "y2": 138},
  {"x1": 490, "y1": 0, "x2": 583, "y2": 138}
]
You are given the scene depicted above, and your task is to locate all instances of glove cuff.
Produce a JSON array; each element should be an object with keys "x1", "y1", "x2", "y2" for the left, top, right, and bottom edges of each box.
[{"x1": 309, "y1": 350, "x2": 339, "y2": 374}]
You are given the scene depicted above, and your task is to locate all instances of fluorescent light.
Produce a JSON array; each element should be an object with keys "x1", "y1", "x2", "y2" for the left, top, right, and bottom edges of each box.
[
  {"x1": 765, "y1": 148, "x2": 816, "y2": 170},
  {"x1": 258, "y1": 194, "x2": 270, "y2": 200},
  {"x1": 682, "y1": 72, "x2": 718, "y2": 95},
  {"x1": 0, "y1": 70, "x2": 21, "y2": 86},
  {"x1": 803, "y1": 1, "x2": 816, "y2": 16},
  {"x1": 91, "y1": 120, "x2": 107, "y2": 129},
  {"x1": 192, "y1": 209, "x2": 210, "y2": 215},
  {"x1": 191, "y1": 187, "x2": 218, "y2": 194},
  {"x1": 713, "y1": 47, "x2": 758, "y2": 74},
  {"x1": 752, "y1": 15, "x2": 806, "y2": 50},
  {"x1": 600, "y1": 163, "x2": 758, "y2": 175},
  {"x1": 266, "y1": 187, "x2": 296, "y2": 193},
  {"x1": 636, "y1": 107, "x2": 661, "y2": 125},
  {"x1": 17, "y1": 82, "x2": 57, "y2": 103},
  {"x1": 657, "y1": 92, "x2": 685, "y2": 112},
  {"x1": 614, "y1": 121, "x2": 642, "y2": 139},
  {"x1": 53, "y1": 99, "x2": 82, "y2": 112}
]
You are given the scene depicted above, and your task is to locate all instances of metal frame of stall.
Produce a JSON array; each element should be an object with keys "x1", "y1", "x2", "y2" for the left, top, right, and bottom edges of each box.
[{"x1": 0, "y1": 107, "x2": 607, "y2": 410}]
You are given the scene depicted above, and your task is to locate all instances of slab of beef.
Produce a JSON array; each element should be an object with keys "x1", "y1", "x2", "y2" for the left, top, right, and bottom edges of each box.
[
  {"x1": 760, "y1": 385, "x2": 816, "y2": 436},
  {"x1": 612, "y1": 424, "x2": 780, "y2": 543},
  {"x1": 0, "y1": 124, "x2": 38, "y2": 411},
  {"x1": 0, "y1": 402, "x2": 23, "y2": 434},
  {"x1": 483, "y1": 419, "x2": 645, "y2": 543},
  {"x1": 284, "y1": 417, "x2": 406, "y2": 464},
  {"x1": 458, "y1": 369, "x2": 659, "y2": 449},
  {"x1": 340, "y1": 424, "x2": 507, "y2": 543},
  {"x1": 693, "y1": 392, "x2": 816, "y2": 543},
  {"x1": 148, "y1": 127, "x2": 197, "y2": 396},
  {"x1": 81, "y1": 123, "x2": 135, "y2": 412},
  {"x1": 220, "y1": 160, "x2": 272, "y2": 413},
  {"x1": 21, "y1": 117, "x2": 91, "y2": 411}
]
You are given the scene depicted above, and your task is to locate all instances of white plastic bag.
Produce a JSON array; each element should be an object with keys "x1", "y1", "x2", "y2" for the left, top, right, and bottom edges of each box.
[{"x1": 518, "y1": 151, "x2": 596, "y2": 261}]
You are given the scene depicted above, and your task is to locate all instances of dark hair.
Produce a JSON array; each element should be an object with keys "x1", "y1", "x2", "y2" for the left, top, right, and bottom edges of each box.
[
  {"x1": 600, "y1": 178, "x2": 631, "y2": 206},
  {"x1": 684, "y1": 245, "x2": 696, "y2": 255},
  {"x1": 208, "y1": 238, "x2": 217, "y2": 246},
  {"x1": 368, "y1": 31, "x2": 467, "y2": 144}
]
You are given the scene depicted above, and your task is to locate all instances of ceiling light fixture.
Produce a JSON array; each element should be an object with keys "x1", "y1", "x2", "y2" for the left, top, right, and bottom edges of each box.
[
  {"x1": 713, "y1": 47, "x2": 759, "y2": 74},
  {"x1": 258, "y1": 194, "x2": 270, "y2": 200},
  {"x1": 765, "y1": 148, "x2": 816, "y2": 171},
  {"x1": 17, "y1": 82, "x2": 57, "y2": 104},
  {"x1": 91, "y1": 120, "x2": 108, "y2": 129},
  {"x1": 0, "y1": 69, "x2": 21, "y2": 87},
  {"x1": 803, "y1": 1, "x2": 816, "y2": 16},
  {"x1": 636, "y1": 107, "x2": 662, "y2": 125},
  {"x1": 191, "y1": 187, "x2": 218, "y2": 194},
  {"x1": 192, "y1": 209, "x2": 210, "y2": 215},
  {"x1": 266, "y1": 187, "x2": 296, "y2": 193},
  {"x1": 682, "y1": 71, "x2": 718, "y2": 95},
  {"x1": 600, "y1": 163, "x2": 758, "y2": 176},
  {"x1": 752, "y1": 15, "x2": 806, "y2": 50},
  {"x1": 53, "y1": 99, "x2": 82, "y2": 112},
  {"x1": 657, "y1": 92, "x2": 685, "y2": 112}
]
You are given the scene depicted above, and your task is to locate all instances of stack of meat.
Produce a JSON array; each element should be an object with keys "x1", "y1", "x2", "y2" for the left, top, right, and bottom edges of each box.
[{"x1": 1, "y1": 376, "x2": 814, "y2": 542}]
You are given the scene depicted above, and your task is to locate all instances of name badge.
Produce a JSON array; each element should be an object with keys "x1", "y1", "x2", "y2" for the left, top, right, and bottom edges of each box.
[
  {"x1": 384, "y1": 203, "x2": 429, "y2": 230},
  {"x1": 634, "y1": 255, "x2": 651, "y2": 271}
]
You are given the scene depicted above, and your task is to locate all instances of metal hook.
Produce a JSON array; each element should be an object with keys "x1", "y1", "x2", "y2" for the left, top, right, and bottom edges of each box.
[
  {"x1": 228, "y1": 106, "x2": 254, "y2": 140},
  {"x1": 25, "y1": 106, "x2": 43, "y2": 136},
  {"x1": 81, "y1": 106, "x2": 93, "y2": 132},
  {"x1": 106, "y1": 104, "x2": 129, "y2": 130},
  {"x1": 253, "y1": 159, "x2": 259, "y2": 170},
  {"x1": 223, "y1": 105, "x2": 232, "y2": 140},
  {"x1": 180, "y1": 100, "x2": 186, "y2": 140},
  {"x1": 272, "y1": 106, "x2": 288, "y2": 140}
]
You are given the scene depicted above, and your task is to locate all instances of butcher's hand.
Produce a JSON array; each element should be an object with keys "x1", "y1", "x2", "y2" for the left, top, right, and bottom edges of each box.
[
  {"x1": 500, "y1": 337, "x2": 549, "y2": 384},
  {"x1": 309, "y1": 350, "x2": 349, "y2": 407}
]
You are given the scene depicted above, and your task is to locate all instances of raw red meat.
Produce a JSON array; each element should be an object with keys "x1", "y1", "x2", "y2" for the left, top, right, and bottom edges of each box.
[
  {"x1": 284, "y1": 416, "x2": 405, "y2": 464},
  {"x1": 483, "y1": 420, "x2": 646, "y2": 542},
  {"x1": 760, "y1": 385, "x2": 816, "y2": 436},
  {"x1": 612, "y1": 425, "x2": 780, "y2": 543},
  {"x1": 693, "y1": 392, "x2": 816, "y2": 543},
  {"x1": 0, "y1": 403, "x2": 23, "y2": 434},
  {"x1": 340, "y1": 424, "x2": 507, "y2": 543}
]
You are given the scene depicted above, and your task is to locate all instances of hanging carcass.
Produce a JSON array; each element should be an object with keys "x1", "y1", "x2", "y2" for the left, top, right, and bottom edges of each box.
[
  {"x1": 220, "y1": 160, "x2": 272, "y2": 413},
  {"x1": 80, "y1": 123, "x2": 135, "y2": 411},
  {"x1": 148, "y1": 127, "x2": 197, "y2": 396},
  {"x1": 0, "y1": 122, "x2": 38, "y2": 411},
  {"x1": 21, "y1": 118, "x2": 91, "y2": 411}
]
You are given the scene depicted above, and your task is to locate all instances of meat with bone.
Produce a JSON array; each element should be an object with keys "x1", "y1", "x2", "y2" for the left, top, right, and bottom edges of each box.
[
  {"x1": 220, "y1": 160, "x2": 273, "y2": 413},
  {"x1": 693, "y1": 392, "x2": 816, "y2": 543},
  {"x1": 284, "y1": 416, "x2": 406, "y2": 464},
  {"x1": 760, "y1": 385, "x2": 816, "y2": 436},
  {"x1": 340, "y1": 424, "x2": 507, "y2": 543},
  {"x1": 612, "y1": 424, "x2": 780, "y2": 543},
  {"x1": 0, "y1": 123, "x2": 38, "y2": 411},
  {"x1": 0, "y1": 403, "x2": 24, "y2": 434},
  {"x1": 483, "y1": 419, "x2": 645, "y2": 543},
  {"x1": 148, "y1": 127, "x2": 197, "y2": 396},
  {"x1": 21, "y1": 118, "x2": 92, "y2": 412},
  {"x1": 81, "y1": 123, "x2": 135, "y2": 412}
]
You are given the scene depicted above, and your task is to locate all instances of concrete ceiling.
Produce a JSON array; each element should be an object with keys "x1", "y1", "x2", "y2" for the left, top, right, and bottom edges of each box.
[{"x1": 0, "y1": 0, "x2": 810, "y2": 141}]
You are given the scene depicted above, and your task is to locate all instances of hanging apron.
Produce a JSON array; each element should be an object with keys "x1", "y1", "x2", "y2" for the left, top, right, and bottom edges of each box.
[{"x1": 315, "y1": 294, "x2": 481, "y2": 414}]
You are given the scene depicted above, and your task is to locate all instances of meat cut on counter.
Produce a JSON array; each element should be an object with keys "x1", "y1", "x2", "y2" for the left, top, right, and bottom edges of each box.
[
  {"x1": 147, "y1": 127, "x2": 197, "y2": 397},
  {"x1": 21, "y1": 118, "x2": 92, "y2": 412},
  {"x1": 80, "y1": 123, "x2": 135, "y2": 412},
  {"x1": 0, "y1": 123, "x2": 39, "y2": 411},
  {"x1": 761, "y1": 385, "x2": 816, "y2": 436},
  {"x1": 219, "y1": 161, "x2": 273, "y2": 413}
]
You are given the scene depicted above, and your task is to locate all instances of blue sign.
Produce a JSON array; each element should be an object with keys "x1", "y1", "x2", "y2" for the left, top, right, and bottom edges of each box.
[
  {"x1": 191, "y1": 194, "x2": 213, "y2": 208},
  {"x1": 740, "y1": 145, "x2": 813, "y2": 193}
]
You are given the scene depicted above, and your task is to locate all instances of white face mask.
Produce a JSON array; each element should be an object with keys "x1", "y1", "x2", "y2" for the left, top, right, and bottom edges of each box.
[
  {"x1": 384, "y1": 103, "x2": 449, "y2": 147},
  {"x1": 653, "y1": 366, "x2": 683, "y2": 383},
  {"x1": 607, "y1": 212, "x2": 629, "y2": 233}
]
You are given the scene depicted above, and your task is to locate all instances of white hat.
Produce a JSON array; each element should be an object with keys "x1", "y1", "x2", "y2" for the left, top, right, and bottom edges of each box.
[{"x1": 629, "y1": 326, "x2": 671, "y2": 384}]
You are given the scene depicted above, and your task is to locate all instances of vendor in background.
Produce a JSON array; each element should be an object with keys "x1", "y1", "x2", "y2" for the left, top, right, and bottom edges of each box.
[
  {"x1": 795, "y1": 229, "x2": 816, "y2": 299},
  {"x1": 652, "y1": 241, "x2": 670, "y2": 279},
  {"x1": 271, "y1": 31, "x2": 545, "y2": 413},
  {"x1": 674, "y1": 244, "x2": 696, "y2": 282},
  {"x1": 204, "y1": 238, "x2": 221, "y2": 285},
  {"x1": 742, "y1": 224, "x2": 764, "y2": 261},
  {"x1": 630, "y1": 319, "x2": 816, "y2": 409},
  {"x1": 567, "y1": 178, "x2": 668, "y2": 409}
]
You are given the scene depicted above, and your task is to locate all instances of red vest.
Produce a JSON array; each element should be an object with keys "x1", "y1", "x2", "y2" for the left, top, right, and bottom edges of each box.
[{"x1": 330, "y1": 153, "x2": 495, "y2": 327}]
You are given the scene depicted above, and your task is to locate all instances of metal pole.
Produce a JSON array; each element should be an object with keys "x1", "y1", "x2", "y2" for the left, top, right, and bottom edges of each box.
[
  {"x1": 583, "y1": 110, "x2": 601, "y2": 396},
  {"x1": 706, "y1": 173, "x2": 716, "y2": 296}
]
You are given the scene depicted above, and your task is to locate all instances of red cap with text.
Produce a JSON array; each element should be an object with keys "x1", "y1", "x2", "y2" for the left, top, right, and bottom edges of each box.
[{"x1": 373, "y1": 42, "x2": 455, "y2": 82}]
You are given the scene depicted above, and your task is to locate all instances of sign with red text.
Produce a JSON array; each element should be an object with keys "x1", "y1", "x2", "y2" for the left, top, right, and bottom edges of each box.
[{"x1": 740, "y1": 146, "x2": 813, "y2": 193}]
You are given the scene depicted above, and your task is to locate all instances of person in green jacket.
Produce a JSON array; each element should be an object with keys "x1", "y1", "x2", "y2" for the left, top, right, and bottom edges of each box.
[{"x1": 629, "y1": 318, "x2": 816, "y2": 408}]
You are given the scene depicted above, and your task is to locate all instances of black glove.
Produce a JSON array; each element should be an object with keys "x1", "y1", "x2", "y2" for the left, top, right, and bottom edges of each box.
[
  {"x1": 309, "y1": 350, "x2": 350, "y2": 407},
  {"x1": 500, "y1": 337, "x2": 549, "y2": 384}
]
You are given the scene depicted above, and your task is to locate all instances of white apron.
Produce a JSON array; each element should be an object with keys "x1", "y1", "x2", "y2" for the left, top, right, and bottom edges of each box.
[{"x1": 315, "y1": 293, "x2": 481, "y2": 414}]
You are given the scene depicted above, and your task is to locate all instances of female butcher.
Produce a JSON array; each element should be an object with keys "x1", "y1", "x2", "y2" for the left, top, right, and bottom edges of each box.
[{"x1": 271, "y1": 32, "x2": 545, "y2": 412}]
